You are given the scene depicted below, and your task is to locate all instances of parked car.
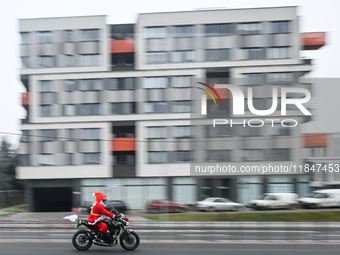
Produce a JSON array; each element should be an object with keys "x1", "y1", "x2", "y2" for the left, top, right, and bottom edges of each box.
[
  {"x1": 298, "y1": 189, "x2": 340, "y2": 209},
  {"x1": 196, "y1": 197, "x2": 245, "y2": 212},
  {"x1": 83, "y1": 200, "x2": 128, "y2": 214},
  {"x1": 249, "y1": 193, "x2": 299, "y2": 210},
  {"x1": 146, "y1": 199, "x2": 188, "y2": 213}
]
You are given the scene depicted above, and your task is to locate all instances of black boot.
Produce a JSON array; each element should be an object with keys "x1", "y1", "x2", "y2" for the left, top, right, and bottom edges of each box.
[{"x1": 96, "y1": 231, "x2": 105, "y2": 242}]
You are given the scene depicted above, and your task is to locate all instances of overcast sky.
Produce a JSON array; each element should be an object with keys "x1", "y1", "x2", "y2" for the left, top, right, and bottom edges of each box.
[{"x1": 0, "y1": 0, "x2": 339, "y2": 145}]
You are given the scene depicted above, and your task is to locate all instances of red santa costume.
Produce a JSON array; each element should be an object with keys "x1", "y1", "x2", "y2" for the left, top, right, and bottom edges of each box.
[{"x1": 87, "y1": 192, "x2": 114, "y2": 233}]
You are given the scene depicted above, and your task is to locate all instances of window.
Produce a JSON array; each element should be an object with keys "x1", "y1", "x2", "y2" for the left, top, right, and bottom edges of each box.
[
  {"x1": 174, "y1": 126, "x2": 191, "y2": 138},
  {"x1": 21, "y1": 57, "x2": 30, "y2": 69},
  {"x1": 172, "y1": 101, "x2": 191, "y2": 113},
  {"x1": 147, "y1": 127, "x2": 166, "y2": 139},
  {"x1": 66, "y1": 153, "x2": 74, "y2": 165},
  {"x1": 245, "y1": 98, "x2": 268, "y2": 111},
  {"x1": 37, "y1": 31, "x2": 52, "y2": 43},
  {"x1": 21, "y1": 32, "x2": 30, "y2": 44},
  {"x1": 81, "y1": 128, "x2": 100, "y2": 140},
  {"x1": 64, "y1": 104, "x2": 76, "y2": 116},
  {"x1": 79, "y1": 104, "x2": 100, "y2": 115},
  {"x1": 113, "y1": 153, "x2": 135, "y2": 165},
  {"x1": 66, "y1": 129, "x2": 75, "y2": 141},
  {"x1": 64, "y1": 30, "x2": 73, "y2": 42},
  {"x1": 207, "y1": 125, "x2": 232, "y2": 137},
  {"x1": 148, "y1": 152, "x2": 167, "y2": 163},
  {"x1": 21, "y1": 130, "x2": 30, "y2": 143},
  {"x1": 144, "y1": 102, "x2": 167, "y2": 113},
  {"x1": 207, "y1": 150, "x2": 232, "y2": 162},
  {"x1": 171, "y1": 50, "x2": 195, "y2": 62},
  {"x1": 145, "y1": 27, "x2": 166, "y2": 39},
  {"x1": 145, "y1": 52, "x2": 167, "y2": 64},
  {"x1": 41, "y1": 105, "x2": 52, "y2": 117},
  {"x1": 205, "y1": 23, "x2": 232, "y2": 36},
  {"x1": 40, "y1": 80, "x2": 53, "y2": 92},
  {"x1": 37, "y1": 56, "x2": 54, "y2": 67},
  {"x1": 238, "y1": 126, "x2": 261, "y2": 137},
  {"x1": 40, "y1": 130, "x2": 56, "y2": 142},
  {"x1": 269, "y1": 124, "x2": 290, "y2": 136},
  {"x1": 238, "y1": 23, "x2": 262, "y2": 35},
  {"x1": 241, "y1": 48, "x2": 264, "y2": 60},
  {"x1": 65, "y1": 80, "x2": 76, "y2": 92},
  {"x1": 268, "y1": 149, "x2": 290, "y2": 161},
  {"x1": 79, "y1": 79, "x2": 103, "y2": 91},
  {"x1": 308, "y1": 147, "x2": 327, "y2": 157},
  {"x1": 19, "y1": 154, "x2": 30, "y2": 166},
  {"x1": 64, "y1": 55, "x2": 75, "y2": 67},
  {"x1": 112, "y1": 102, "x2": 135, "y2": 114},
  {"x1": 173, "y1": 151, "x2": 190, "y2": 162},
  {"x1": 173, "y1": 25, "x2": 193, "y2": 38},
  {"x1": 271, "y1": 21, "x2": 290, "y2": 34},
  {"x1": 81, "y1": 29, "x2": 99, "y2": 42},
  {"x1": 267, "y1": 72, "x2": 294, "y2": 84},
  {"x1": 206, "y1": 49, "x2": 229, "y2": 61},
  {"x1": 242, "y1": 73, "x2": 265, "y2": 86},
  {"x1": 242, "y1": 149, "x2": 265, "y2": 161},
  {"x1": 171, "y1": 76, "x2": 191, "y2": 88},
  {"x1": 83, "y1": 153, "x2": 100, "y2": 165},
  {"x1": 80, "y1": 54, "x2": 100, "y2": 66},
  {"x1": 38, "y1": 154, "x2": 54, "y2": 165},
  {"x1": 108, "y1": 78, "x2": 135, "y2": 90},
  {"x1": 144, "y1": 77, "x2": 168, "y2": 89},
  {"x1": 267, "y1": 47, "x2": 290, "y2": 59}
]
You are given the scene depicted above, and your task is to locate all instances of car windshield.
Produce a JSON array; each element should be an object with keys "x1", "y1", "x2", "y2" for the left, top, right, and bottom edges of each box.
[
  {"x1": 313, "y1": 193, "x2": 328, "y2": 199},
  {"x1": 263, "y1": 195, "x2": 276, "y2": 200},
  {"x1": 202, "y1": 198, "x2": 215, "y2": 202}
]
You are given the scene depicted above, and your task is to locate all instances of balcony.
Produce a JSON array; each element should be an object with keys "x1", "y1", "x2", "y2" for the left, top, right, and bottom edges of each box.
[
  {"x1": 302, "y1": 32, "x2": 326, "y2": 50},
  {"x1": 112, "y1": 138, "x2": 136, "y2": 151},
  {"x1": 22, "y1": 92, "x2": 29, "y2": 105},
  {"x1": 304, "y1": 133, "x2": 327, "y2": 147},
  {"x1": 111, "y1": 40, "x2": 134, "y2": 53}
]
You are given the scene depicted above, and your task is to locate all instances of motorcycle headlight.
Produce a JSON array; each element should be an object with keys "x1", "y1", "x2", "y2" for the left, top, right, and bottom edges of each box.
[{"x1": 124, "y1": 221, "x2": 129, "y2": 226}]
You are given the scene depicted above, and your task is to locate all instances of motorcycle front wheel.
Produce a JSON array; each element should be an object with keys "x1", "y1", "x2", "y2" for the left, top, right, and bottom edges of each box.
[
  {"x1": 72, "y1": 230, "x2": 93, "y2": 251},
  {"x1": 120, "y1": 231, "x2": 140, "y2": 251}
]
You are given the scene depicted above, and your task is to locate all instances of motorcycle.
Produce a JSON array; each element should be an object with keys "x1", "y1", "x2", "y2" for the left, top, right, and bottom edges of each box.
[{"x1": 71, "y1": 207, "x2": 140, "y2": 251}]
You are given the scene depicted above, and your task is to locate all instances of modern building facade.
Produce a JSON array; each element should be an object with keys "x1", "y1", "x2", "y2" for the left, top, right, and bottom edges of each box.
[{"x1": 17, "y1": 7, "x2": 326, "y2": 211}]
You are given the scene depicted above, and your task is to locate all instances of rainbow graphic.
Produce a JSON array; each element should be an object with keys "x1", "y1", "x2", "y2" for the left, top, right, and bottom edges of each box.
[{"x1": 196, "y1": 82, "x2": 222, "y2": 106}]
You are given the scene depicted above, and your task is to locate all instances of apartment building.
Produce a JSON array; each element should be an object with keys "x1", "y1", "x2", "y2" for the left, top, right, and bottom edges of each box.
[{"x1": 17, "y1": 7, "x2": 325, "y2": 211}]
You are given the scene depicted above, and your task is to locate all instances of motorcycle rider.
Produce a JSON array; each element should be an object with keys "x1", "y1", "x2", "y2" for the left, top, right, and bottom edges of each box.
[{"x1": 88, "y1": 192, "x2": 115, "y2": 242}]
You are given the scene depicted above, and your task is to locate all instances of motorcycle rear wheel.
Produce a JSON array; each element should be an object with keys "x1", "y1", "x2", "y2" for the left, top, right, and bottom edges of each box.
[
  {"x1": 72, "y1": 230, "x2": 93, "y2": 251},
  {"x1": 120, "y1": 231, "x2": 140, "y2": 251}
]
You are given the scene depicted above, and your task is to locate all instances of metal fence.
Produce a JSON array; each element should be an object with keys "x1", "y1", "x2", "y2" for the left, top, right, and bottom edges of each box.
[{"x1": 0, "y1": 190, "x2": 23, "y2": 208}]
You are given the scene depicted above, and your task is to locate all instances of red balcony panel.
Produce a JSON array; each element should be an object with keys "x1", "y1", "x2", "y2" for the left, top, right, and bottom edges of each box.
[
  {"x1": 302, "y1": 32, "x2": 326, "y2": 50},
  {"x1": 111, "y1": 40, "x2": 134, "y2": 53},
  {"x1": 22, "y1": 92, "x2": 29, "y2": 105},
  {"x1": 112, "y1": 138, "x2": 136, "y2": 151},
  {"x1": 206, "y1": 88, "x2": 229, "y2": 100},
  {"x1": 304, "y1": 133, "x2": 327, "y2": 147}
]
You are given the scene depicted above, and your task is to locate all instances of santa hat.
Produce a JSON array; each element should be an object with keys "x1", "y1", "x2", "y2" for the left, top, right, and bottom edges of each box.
[{"x1": 92, "y1": 192, "x2": 107, "y2": 203}]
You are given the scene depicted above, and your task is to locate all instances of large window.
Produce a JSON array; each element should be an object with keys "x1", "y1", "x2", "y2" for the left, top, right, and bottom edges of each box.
[
  {"x1": 65, "y1": 80, "x2": 76, "y2": 92},
  {"x1": 267, "y1": 72, "x2": 294, "y2": 84},
  {"x1": 108, "y1": 78, "x2": 135, "y2": 90},
  {"x1": 80, "y1": 54, "x2": 100, "y2": 66},
  {"x1": 172, "y1": 101, "x2": 191, "y2": 113},
  {"x1": 41, "y1": 105, "x2": 52, "y2": 117},
  {"x1": 21, "y1": 32, "x2": 30, "y2": 44},
  {"x1": 242, "y1": 149, "x2": 265, "y2": 162},
  {"x1": 171, "y1": 76, "x2": 191, "y2": 88},
  {"x1": 38, "y1": 154, "x2": 54, "y2": 165},
  {"x1": 21, "y1": 57, "x2": 30, "y2": 69},
  {"x1": 207, "y1": 150, "x2": 232, "y2": 162},
  {"x1": 144, "y1": 102, "x2": 167, "y2": 113},
  {"x1": 267, "y1": 149, "x2": 290, "y2": 161},
  {"x1": 112, "y1": 102, "x2": 135, "y2": 115},
  {"x1": 66, "y1": 129, "x2": 75, "y2": 141},
  {"x1": 267, "y1": 47, "x2": 290, "y2": 59},
  {"x1": 113, "y1": 153, "x2": 135, "y2": 165},
  {"x1": 81, "y1": 128, "x2": 100, "y2": 140},
  {"x1": 40, "y1": 80, "x2": 53, "y2": 92},
  {"x1": 148, "y1": 152, "x2": 167, "y2": 163},
  {"x1": 174, "y1": 126, "x2": 191, "y2": 138},
  {"x1": 241, "y1": 48, "x2": 264, "y2": 60},
  {"x1": 143, "y1": 77, "x2": 168, "y2": 89},
  {"x1": 37, "y1": 31, "x2": 52, "y2": 43},
  {"x1": 271, "y1": 21, "x2": 290, "y2": 34},
  {"x1": 81, "y1": 29, "x2": 99, "y2": 42},
  {"x1": 147, "y1": 127, "x2": 166, "y2": 139},
  {"x1": 40, "y1": 130, "x2": 56, "y2": 142},
  {"x1": 238, "y1": 125, "x2": 261, "y2": 137},
  {"x1": 79, "y1": 104, "x2": 100, "y2": 115},
  {"x1": 21, "y1": 130, "x2": 30, "y2": 143},
  {"x1": 205, "y1": 23, "x2": 232, "y2": 36},
  {"x1": 83, "y1": 153, "x2": 100, "y2": 164},
  {"x1": 66, "y1": 153, "x2": 74, "y2": 165},
  {"x1": 171, "y1": 50, "x2": 195, "y2": 63},
  {"x1": 173, "y1": 151, "x2": 191, "y2": 162},
  {"x1": 245, "y1": 98, "x2": 268, "y2": 111},
  {"x1": 64, "y1": 55, "x2": 75, "y2": 67},
  {"x1": 64, "y1": 30, "x2": 74, "y2": 42},
  {"x1": 19, "y1": 154, "x2": 30, "y2": 166},
  {"x1": 79, "y1": 79, "x2": 103, "y2": 91},
  {"x1": 206, "y1": 49, "x2": 229, "y2": 61},
  {"x1": 145, "y1": 27, "x2": 167, "y2": 39},
  {"x1": 173, "y1": 25, "x2": 193, "y2": 38},
  {"x1": 269, "y1": 124, "x2": 290, "y2": 136},
  {"x1": 242, "y1": 73, "x2": 265, "y2": 86},
  {"x1": 238, "y1": 23, "x2": 262, "y2": 35},
  {"x1": 207, "y1": 125, "x2": 232, "y2": 137},
  {"x1": 64, "y1": 104, "x2": 76, "y2": 116},
  {"x1": 37, "y1": 56, "x2": 54, "y2": 67},
  {"x1": 146, "y1": 52, "x2": 167, "y2": 64}
]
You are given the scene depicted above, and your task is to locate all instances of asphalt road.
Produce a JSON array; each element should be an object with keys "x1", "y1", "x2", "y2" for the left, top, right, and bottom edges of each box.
[{"x1": 0, "y1": 242, "x2": 339, "y2": 255}]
